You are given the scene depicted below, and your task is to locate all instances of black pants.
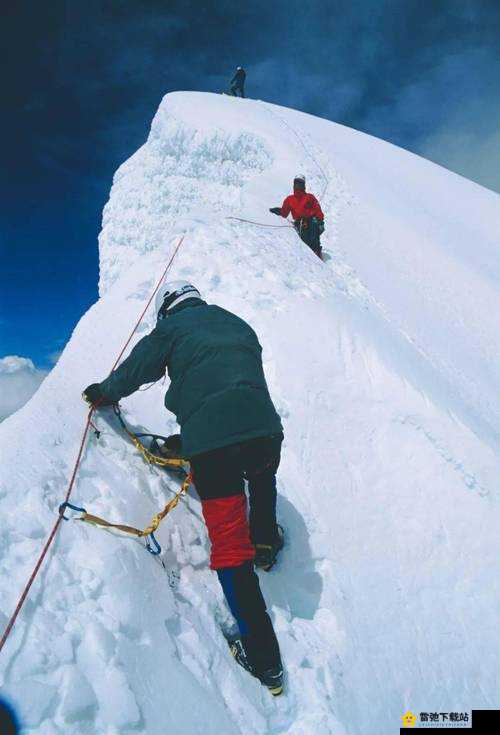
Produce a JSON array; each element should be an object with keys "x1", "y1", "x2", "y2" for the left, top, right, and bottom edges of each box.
[
  {"x1": 295, "y1": 218, "x2": 322, "y2": 257},
  {"x1": 230, "y1": 83, "x2": 245, "y2": 98},
  {"x1": 190, "y1": 433, "x2": 283, "y2": 545},
  {"x1": 190, "y1": 433, "x2": 283, "y2": 672}
]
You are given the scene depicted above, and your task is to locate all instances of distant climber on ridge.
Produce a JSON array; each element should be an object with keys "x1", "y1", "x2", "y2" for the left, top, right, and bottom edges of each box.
[
  {"x1": 82, "y1": 281, "x2": 285, "y2": 695},
  {"x1": 270, "y1": 174, "x2": 325, "y2": 258},
  {"x1": 230, "y1": 66, "x2": 246, "y2": 97}
]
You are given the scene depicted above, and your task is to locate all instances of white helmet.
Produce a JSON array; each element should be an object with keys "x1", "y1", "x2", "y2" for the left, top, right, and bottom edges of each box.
[
  {"x1": 237, "y1": 66, "x2": 243, "y2": 70},
  {"x1": 155, "y1": 280, "x2": 202, "y2": 320}
]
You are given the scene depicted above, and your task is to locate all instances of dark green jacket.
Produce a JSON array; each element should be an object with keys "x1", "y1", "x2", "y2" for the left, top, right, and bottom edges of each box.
[{"x1": 99, "y1": 299, "x2": 283, "y2": 458}]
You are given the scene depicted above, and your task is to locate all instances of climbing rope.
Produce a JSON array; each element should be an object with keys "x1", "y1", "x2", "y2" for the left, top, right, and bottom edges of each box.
[
  {"x1": 59, "y1": 471, "x2": 191, "y2": 556},
  {"x1": 0, "y1": 409, "x2": 95, "y2": 654},
  {"x1": 110, "y1": 236, "x2": 185, "y2": 371},
  {"x1": 58, "y1": 401, "x2": 191, "y2": 555},
  {"x1": 261, "y1": 102, "x2": 330, "y2": 200},
  {"x1": 0, "y1": 235, "x2": 186, "y2": 656},
  {"x1": 226, "y1": 216, "x2": 294, "y2": 229},
  {"x1": 113, "y1": 404, "x2": 188, "y2": 471},
  {"x1": 57, "y1": 403, "x2": 191, "y2": 555},
  {"x1": 227, "y1": 107, "x2": 330, "y2": 235}
]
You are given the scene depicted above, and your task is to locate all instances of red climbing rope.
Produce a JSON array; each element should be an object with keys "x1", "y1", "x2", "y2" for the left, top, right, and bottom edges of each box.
[
  {"x1": 0, "y1": 409, "x2": 95, "y2": 653},
  {"x1": 111, "y1": 235, "x2": 185, "y2": 370},
  {"x1": 0, "y1": 235, "x2": 186, "y2": 655}
]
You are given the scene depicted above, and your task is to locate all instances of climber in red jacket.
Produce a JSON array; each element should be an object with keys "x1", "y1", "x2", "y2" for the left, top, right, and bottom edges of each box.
[{"x1": 270, "y1": 175, "x2": 324, "y2": 258}]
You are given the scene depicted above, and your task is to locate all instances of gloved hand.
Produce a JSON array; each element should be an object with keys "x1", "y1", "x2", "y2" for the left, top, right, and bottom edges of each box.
[
  {"x1": 82, "y1": 383, "x2": 114, "y2": 408},
  {"x1": 160, "y1": 433, "x2": 183, "y2": 458},
  {"x1": 269, "y1": 207, "x2": 282, "y2": 216}
]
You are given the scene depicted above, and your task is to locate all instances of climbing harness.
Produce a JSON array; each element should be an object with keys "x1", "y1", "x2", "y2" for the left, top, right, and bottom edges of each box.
[{"x1": 0, "y1": 235, "x2": 186, "y2": 655}]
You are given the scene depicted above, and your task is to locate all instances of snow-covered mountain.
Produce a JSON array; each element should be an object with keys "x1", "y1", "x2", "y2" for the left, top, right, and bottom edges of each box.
[{"x1": 1, "y1": 92, "x2": 499, "y2": 734}]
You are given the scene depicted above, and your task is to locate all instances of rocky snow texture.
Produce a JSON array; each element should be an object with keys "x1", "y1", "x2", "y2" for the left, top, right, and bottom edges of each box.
[{"x1": 1, "y1": 92, "x2": 499, "y2": 735}]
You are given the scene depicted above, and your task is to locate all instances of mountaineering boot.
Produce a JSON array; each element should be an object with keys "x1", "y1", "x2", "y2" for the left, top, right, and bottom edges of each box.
[
  {"x1": 254, "y1": 524, "x2": 284, "y2": 571},
  {"x1": 228, "y1": 636, "x2": 284, "y2": 696}
]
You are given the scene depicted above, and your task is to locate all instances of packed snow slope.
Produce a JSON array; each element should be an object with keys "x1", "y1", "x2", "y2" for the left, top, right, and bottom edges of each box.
[{"x1": 1, "y1": 92, "x2": 499, "y2": 735}]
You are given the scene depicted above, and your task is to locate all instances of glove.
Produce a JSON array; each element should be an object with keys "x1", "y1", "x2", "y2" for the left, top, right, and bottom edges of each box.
[
  {"x1": 82, "y1": 383, "x2": 114, "y2": 408},
  {"x1": 160, "y1": 433, "x2": 183, "y2": 458},
  {"x1": 269, "y1": 207, "x2": 282, "y2": 216}
]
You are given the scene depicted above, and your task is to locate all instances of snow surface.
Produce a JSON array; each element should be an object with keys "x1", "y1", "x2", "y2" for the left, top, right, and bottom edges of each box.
[{"x1": 1, "y1": 91, "x2": 499, "y2": 734}]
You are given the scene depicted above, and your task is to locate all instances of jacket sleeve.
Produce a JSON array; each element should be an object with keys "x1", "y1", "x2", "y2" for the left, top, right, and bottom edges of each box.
[
  {"x1": 280, "y1": 195, "x2": 292, "y2": 218},
  {"x1": 98, "y1": 327, "x2": 170, "y2": 402},
  {"x1": 309, "y1": 195, "x2": 324, "y2": 220}
]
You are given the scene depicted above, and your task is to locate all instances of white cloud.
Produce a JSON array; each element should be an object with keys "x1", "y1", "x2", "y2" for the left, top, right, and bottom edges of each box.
[
  {"x1": 419, "y1": 125, "x2": 500, "y2": 194},
  {"x1": 0, "y1": 356, "x2": 48, "y2": 422}
]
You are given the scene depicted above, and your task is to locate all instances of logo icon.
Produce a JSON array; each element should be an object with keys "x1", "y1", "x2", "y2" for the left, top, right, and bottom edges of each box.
[{"x1": 402, "y1": 711, "x2": 417, "y2": 728}]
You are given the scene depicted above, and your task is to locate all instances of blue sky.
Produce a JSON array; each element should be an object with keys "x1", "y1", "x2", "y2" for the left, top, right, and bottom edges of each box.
[{"x1": 2, "y1": 0, "x2": 499, "y2": 369}]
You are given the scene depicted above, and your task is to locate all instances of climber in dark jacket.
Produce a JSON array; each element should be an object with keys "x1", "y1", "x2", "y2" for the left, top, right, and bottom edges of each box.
[
  {"x1": 83, "y1": 281, "x2": 284, "y2": 693},
  {"x1": 230, "y1": 66, "x2": 246, "y2": 97}
]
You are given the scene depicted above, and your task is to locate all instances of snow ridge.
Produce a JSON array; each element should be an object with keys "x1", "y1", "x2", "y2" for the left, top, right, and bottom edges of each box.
[{"x1": 1, "y1": 92, "x2": 499, "y2": 735}]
